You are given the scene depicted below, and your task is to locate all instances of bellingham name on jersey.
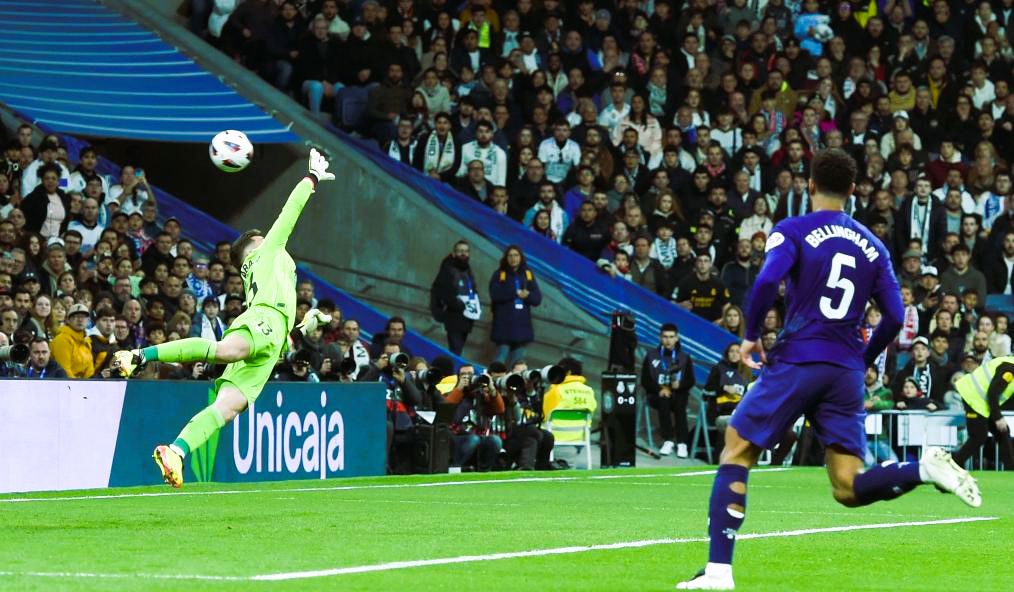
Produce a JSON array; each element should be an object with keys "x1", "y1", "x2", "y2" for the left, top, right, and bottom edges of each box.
[{"x1": 802, "y1": 224, "x2": 880, "y2": 263}]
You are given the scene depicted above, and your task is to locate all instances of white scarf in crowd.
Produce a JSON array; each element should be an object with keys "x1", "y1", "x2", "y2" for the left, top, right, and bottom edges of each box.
[{"x1": 422, "y1": 133, "x2": 457, "y2": 174}]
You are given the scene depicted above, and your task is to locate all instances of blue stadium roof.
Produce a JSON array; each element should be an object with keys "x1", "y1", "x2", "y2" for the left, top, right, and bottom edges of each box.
[{"x1": 0, "y1": 0, "x2": 299, "y2": 143}]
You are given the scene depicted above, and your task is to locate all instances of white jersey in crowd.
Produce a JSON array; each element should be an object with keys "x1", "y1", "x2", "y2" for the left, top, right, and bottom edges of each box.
[
  {"x1": 66, "y1": 220, "x2": 105, "y2": 254},
  {"x1": 537, "y1": 138, "x2": 581, "y2": 184},
  {"x1": 457, "y1": 141, "x2": 507, "y2": 187},
  {"x1": 21, "y1": 160, "x2": 71, "y2": 195},
  {"x1": 68, "y1": 171, "x2": 111, "y2": 197}
]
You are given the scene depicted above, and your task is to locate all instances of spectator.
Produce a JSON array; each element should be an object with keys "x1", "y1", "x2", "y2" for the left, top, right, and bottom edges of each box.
[
  {"x1": 522, "y1": 181, "x2": 568, "y2": 239},
  {"x1": 23, "y1": 337, "x2": 66, "y2": 379},
  {"x1": 341, "y1": 319, "x2": 371, "y2": 378},
  {"x1": 49, "y1": 303, "x2": 94, "y2": 378},
  {"x1": 738, "y1": 194, "x2": 773, "y2": 241},
  {"x1": 366, "y1": 62, "x2": 412, "y2": 144},
  {"x1": 562, "y1": 200, "x2": 610, "y2": 261},
  {"x1": 88, "y1": 305, "x2": 118, "y2": 374},
  {"x1": 537, "y1": 119, "x2": 581, "y2": 184},
  {"x1": 674, "y1": 253, "x2": 731, "y2": 321},
  {"x1": 488, "y1": 244, "x2": 540, "y2": 365},
  {"x1": 940, "y1": 243, "x2": 989, "y2": 299},
  {"x1": 413, "y1": 112, "x2": 462, "y2": 183},
  {"x1": 641, "y1": 322, "x2": 696, "y2": 457},
  {"x1": 702, "y1": 341, "x2": 749, "y2": 437},
  {"x1": 629, "y1": 235, "x2": 668, "y2": 296},
  {"x1": 721, "y1": 239, "x2": 759, "y2": 309},
  {"x1": 20, "y1": 292, "x2": 51, "y2": 340},
  {"x1": 39, "y1": 242, "x2": 71, "y2": 297},
  {"x1": 20, "y1": 140, "x2": 70, "y2": 196},
  {"x1": 67, "y1": 146, "x2": 108, "y2": 197},
  {"x1": 891, "y1": 336, "x2": 948, "y2": 408},
  {"x1": 456, "y1": 120, "x2": 506, "y2": 186},
  {"x1": 368, "y1": 316, "x2": 412, "y2": 358},
  {"x1": 21, "y1": 164, "x2": 72, "y2": 240},
  {"x1": 109, "y1": 165, "x2": 154, "y2": 217},
  {"x1": 430, "y1": 240, "x2": 480, "y2": 355},
  {"x1": 296, "y1": 15, "x2": 343, "y2": 120},
  {"x1": 263, "y1": 1, "x2": 305, "y2": 92}
]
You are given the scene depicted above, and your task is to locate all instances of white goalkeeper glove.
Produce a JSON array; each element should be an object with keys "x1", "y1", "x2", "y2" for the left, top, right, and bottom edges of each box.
[
  {"x1": 297, "y1": 308, "x2": 332, "y2": 335},
  {"x1": 308, "y1": 148, "x2": 335, "y2": 183}
]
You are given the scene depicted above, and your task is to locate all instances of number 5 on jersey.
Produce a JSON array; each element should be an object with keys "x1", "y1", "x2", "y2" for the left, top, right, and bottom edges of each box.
[{"x1": 820, "y1": 252, "x2": 856, "y2": 320}]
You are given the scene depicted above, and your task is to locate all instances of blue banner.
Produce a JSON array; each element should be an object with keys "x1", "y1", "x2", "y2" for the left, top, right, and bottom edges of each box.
[{"x1": 108, "y1": 381, "x2": 386, "y2": 487}]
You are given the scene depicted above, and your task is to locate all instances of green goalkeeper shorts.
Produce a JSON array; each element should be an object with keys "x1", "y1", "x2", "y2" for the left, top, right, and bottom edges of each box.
[{"x1": 216, "y1": 304, "x2": 289, "y2": 404}]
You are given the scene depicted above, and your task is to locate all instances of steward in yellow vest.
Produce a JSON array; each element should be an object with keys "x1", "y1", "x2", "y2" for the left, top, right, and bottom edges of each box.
[
  {"x1": 543, "y1": 357, "x2": 597, "y2": 443},
  {"x1": 952, "y1": 356, "x2": 1014, "y2": 469}
]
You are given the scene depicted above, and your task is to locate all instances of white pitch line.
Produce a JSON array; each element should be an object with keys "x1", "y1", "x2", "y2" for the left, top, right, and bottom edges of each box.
[
  {"x1": 0, "y1": 517, "x2": 994, "y2": 582},
  {"x1": 250, "y1": 516, "x2": 999, "y2": 581},
  {"x1": 0, "y1": 469, "x2": 789, "y2": 504}
]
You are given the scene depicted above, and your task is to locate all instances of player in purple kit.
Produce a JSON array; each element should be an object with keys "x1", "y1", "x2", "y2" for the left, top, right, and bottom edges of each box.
[{"x1": 676, "y1": 149, "x2": 981, "y2": 591}]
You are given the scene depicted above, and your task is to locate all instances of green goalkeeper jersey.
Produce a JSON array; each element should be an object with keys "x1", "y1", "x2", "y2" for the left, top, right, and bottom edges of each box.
[{"x1": 237, "y1": 178, "x2": 314, "y2": 332}]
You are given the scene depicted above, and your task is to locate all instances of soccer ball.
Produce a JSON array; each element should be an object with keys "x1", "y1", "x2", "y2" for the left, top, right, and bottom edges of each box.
[{"x1": 209, "y1": 129, "x2": 253, "y2": 173}]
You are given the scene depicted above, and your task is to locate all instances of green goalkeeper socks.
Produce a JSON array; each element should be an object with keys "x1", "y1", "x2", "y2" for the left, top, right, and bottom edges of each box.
[
  {"x1": 142, "y1": 338, "x2": 219, "y2": 365},
  {"x1": 173, "y1": 406, "x2": 227, "y2": 459}
]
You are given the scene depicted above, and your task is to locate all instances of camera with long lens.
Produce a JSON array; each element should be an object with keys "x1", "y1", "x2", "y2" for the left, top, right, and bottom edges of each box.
[
  {"x1": 391, "y1": 352, "x2": 410, "y2": 371},
  {"x1": 0, "y1": 343, "x2": 30, "y2": 364},
  {"x1": 469, "y1": 373, "x2": 493, "y2": 393},
  {"x1": 515, "y1": 365, "x2": 565, "y2": 425},
  {"x1": 494, "y1": 373, "x2": 526, "y2": 403}
]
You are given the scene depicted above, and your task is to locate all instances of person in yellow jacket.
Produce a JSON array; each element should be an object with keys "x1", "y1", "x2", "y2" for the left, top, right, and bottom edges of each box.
[
  {"x1": 49, "y1": 303, "x2": 95, "y2": 378},
  {"x1": 952, "y1": 355, "x2": 1014, "y2": 470},
  {"x1": 542, "y1": 357, "x2": 597, "y2": 442}
]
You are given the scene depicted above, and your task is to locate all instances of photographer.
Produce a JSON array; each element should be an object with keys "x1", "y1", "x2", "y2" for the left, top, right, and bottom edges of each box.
[
  {"x1": 641, "y1": 322, "x2": 696, "y2": 458},
  {"x1": 443, "y1": 364, "x2": 503, "y2": 472},
  {"x1": 295, "y1": 324, "x2": 341, "y2": 379},
  {"x1": 272, "y1": 348, "x2": 320, "y2": 382},
  {"x1": 406, "y1": 356, "x2": 449, "y2": 411},
  {"x1": 359, "y1": 340, "x2": 423, "y2": 471},
  {"x1": 491, "y1": 362, "x2": 556, "y2": 471}
]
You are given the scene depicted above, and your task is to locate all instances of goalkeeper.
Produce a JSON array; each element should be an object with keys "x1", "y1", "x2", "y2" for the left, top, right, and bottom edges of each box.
[{"x1": 112, "y1": 149, "x2": 336, "y2": 488}]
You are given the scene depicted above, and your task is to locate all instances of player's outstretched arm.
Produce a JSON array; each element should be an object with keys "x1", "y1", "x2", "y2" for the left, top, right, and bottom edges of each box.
[{"x1": 263, "y1": 148, "x2": 335, "y2": 250}]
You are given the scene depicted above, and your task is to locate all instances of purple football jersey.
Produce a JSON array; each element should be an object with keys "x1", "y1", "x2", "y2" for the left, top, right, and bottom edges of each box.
[{"x1": 745, "y1": 210, "x2": 904, "y2": 370}]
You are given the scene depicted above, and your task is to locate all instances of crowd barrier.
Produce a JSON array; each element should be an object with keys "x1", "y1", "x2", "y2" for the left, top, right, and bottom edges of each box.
[{"x1": 0, "y1": 380, "x2": 386, "y2": 494}]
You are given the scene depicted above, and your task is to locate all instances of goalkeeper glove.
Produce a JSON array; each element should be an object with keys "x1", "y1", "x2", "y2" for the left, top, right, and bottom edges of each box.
[
  {"x1": 297, "y1": 308, "x2": 332, "y2": 336},
  {"x1": 307, "y1": 148, "x2": 335, "y2": 184}
]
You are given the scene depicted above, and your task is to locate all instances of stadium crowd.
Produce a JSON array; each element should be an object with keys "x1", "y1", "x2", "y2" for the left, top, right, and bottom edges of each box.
[{"x1": 2, "y1": 0, "x2": 1014, "y2": 468}]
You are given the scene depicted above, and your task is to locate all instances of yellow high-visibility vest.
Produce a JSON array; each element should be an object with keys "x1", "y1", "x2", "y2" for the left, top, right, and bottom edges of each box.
[{"x1": 955, "y1": 356, "x2": 1014, "y2": 416}]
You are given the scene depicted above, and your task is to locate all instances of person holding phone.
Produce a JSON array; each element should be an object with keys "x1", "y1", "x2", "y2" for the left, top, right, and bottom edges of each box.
[{"x1": 109, "y1": 164, "x2": 155, "y2": 216}]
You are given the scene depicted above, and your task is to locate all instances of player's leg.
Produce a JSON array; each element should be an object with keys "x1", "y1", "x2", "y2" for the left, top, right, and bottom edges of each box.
[
  {"x1": 113, "y1": 332, "x2": 251, "y2": 377},
  {"x1": 678, "y1": 361, "x2": 818, "y2": 591},
  {"x1": 814, "y1": 367, "x2": 981, "y2": 507},
  {"x1": 153, "y1": 384, "x2": 248, "y2": 488},
  {"x1": 153, "y1": 317, "x2": 280, "y2": 488},
  {"x1": 676, "y1": 426, "x2": 762, "y2": 591}
]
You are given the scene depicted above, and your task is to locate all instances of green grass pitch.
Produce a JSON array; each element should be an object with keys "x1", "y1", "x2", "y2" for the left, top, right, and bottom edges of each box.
[{"x1": 0, "y1": 467, "x2": 1009, "y2": 591}]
